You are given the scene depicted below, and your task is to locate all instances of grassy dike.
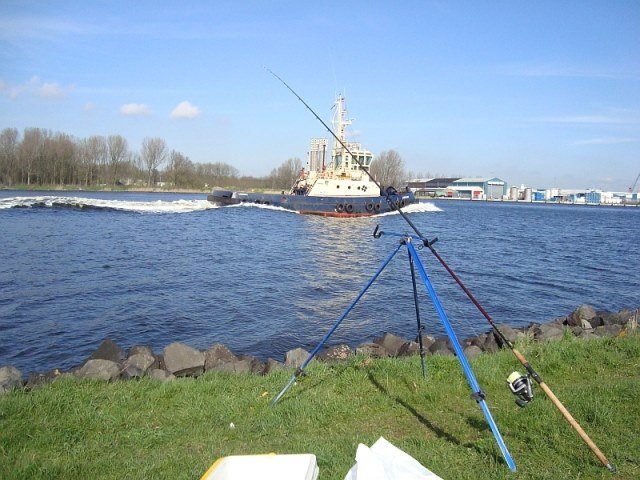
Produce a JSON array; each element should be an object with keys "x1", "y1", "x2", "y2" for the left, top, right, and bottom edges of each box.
[{"x1": 1, "y1": 334, "x2": 638, "y2": 479}]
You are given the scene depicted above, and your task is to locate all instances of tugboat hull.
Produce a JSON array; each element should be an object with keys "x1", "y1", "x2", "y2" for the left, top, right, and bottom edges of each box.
[{"x1": 207, "y1": 189, "x2": 416, "y2": 217}]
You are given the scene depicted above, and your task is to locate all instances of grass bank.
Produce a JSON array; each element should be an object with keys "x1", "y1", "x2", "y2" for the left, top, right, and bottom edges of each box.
[{"x1": 1, "y1": 334, "x2": 638, "y2": 479}]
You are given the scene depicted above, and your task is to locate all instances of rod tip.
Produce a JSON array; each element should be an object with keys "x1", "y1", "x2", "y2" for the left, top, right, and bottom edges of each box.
[{"x1": 606, "y1": 464, "x2": 616, "y2": 473}]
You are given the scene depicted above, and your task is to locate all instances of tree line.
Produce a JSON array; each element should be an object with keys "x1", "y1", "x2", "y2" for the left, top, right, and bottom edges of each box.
[{"x1": 0, "y1": 127, "x2": 409, "y2": 191}]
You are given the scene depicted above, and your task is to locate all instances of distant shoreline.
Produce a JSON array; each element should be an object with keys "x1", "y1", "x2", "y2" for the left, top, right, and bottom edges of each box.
[{"x1": 424, "y1": 196, "x2": 640, "y2": 208}]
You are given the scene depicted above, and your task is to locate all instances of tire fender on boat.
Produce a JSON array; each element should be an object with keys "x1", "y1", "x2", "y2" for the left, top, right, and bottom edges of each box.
[
  {"x1": 336, "y1": 203, "x2": 345, "y2": 213},
  {"x1": 374, "y1": 203, "x2": 381, "y2": 212},
  {"x1": 345, "y1": 204, "x2": 354, "y2": 213},
  {"x1": 365, "y1": 202, "x2": 374, "y2": 212}
]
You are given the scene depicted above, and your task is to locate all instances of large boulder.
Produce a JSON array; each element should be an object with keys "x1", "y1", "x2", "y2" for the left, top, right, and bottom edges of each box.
[
  {"x1": 214, "y1": 358, "x2": 254, "y2": 374},
  {"x1": 204, "y1": 344, "x2": 238, "y2": 371},
  {"x1": 428, "y1": 338, "x2": 454, "y2": 356},
  {"x1": 128, "y1": 345, "x2": 155, "y2": 358},
  {"x1": 398, "y1": 341, "x2": 420, "y2": 357},
  {"x1": 594, "y1": 325, "x2": 623, "y2": 338},
  {"x1": 163, "y1": 342, "x2": 205, "y2": 377},
  {"x1": 599, "y1": 309, "x2": 637, "y2": 327},
  {"x1": 470, "y1": 333, "x2": 488, "y2": 349},
  {"x1": 482, "y1": 332, "x2": 500, "y2": 353},
  {"x1": 238, "y1": 355, "x2": 265, "y2": 374},
  {"x1": 355, "y1": 343, "x2": 389, "y2": 358},
  {"x1": 567, "y1": 304, "x2": 597, "y2": 328},
  {"x1": 373, "y1": 333, "x2": 408, "y2": 357},
  {"x1": 492, "y1": 324, "x2": 525, "y2": 347},
  {"x1": 25, "y1": 369, "x2": 63, "y2": 390},
  {"x1": 284, "y1": 348, "x2": 310, "y2": 368},
  {"x1": 318, "y1": 344, "x2": 353, "y2": 362},
  {"x1": 121, "y1": 353, "x2": 156, "y2": 379},
  {"x1": 89, "y1": 338, "x2": 126, "y2": 363},
  {"x1": 264, "y1": 358, "x2": 285, "y2": 374},
  {"x1": 77, "y1": 359, "x2": 121, "y2": 381},
  {"x1": 533, "y1": 323, "x2": 565, "y2": 342},
  {"x1": 463, "y1": 345, "x2": 483, "y2": 361},
  {"x1": 0, "y1": 366, "x2": 23, "y2": 394}
]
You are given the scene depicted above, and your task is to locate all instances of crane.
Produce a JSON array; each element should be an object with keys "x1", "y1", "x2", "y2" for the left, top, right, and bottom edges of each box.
[{"x1": 630, "y1": 172, "x2": 640, "y2": 193}]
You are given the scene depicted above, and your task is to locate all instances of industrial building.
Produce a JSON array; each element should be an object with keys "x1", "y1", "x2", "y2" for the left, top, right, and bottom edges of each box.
[
  {"x1": 407, "y1": 177, "x2": 507, "y2": 200},
  {"x1": 406, "y1": 176, "x2": 638, "y2": 205}
]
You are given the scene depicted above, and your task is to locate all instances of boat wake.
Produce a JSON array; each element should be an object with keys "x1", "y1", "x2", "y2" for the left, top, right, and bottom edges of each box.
[
  {"x1": 377, "y1": 201, "x2": 442, "y2": 216},
  {"x1": 227, "y1": 202, "x2": 299, "y2": 214},
  {"x1": 0, "y1": 196, "x2": 219, "y2": 214}
]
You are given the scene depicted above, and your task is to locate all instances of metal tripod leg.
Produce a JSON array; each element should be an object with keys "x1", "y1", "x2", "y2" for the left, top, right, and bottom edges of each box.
[
  {"x1": 271, "y1": 242, "x2": 403, "y2": 405},
  {"x1": 408, "y1": 249, "x2": 427, "y2": 379},
  {"x1": 406, "y1": 239, "x2": 517, "y2": 472}
]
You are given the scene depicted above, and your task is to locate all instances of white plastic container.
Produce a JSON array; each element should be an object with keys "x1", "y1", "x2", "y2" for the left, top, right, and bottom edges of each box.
[{"x1": 201, "y1": 453, "x2": 319, "y2": 480}]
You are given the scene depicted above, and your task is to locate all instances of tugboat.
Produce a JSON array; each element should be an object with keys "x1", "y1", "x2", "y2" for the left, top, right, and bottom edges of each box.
[{"x1": 207, "y1": 94, "x2": 416, "y2": 217}]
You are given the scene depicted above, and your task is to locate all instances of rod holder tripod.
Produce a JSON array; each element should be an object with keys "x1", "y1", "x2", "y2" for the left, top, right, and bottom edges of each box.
[{"x1": 271, "y1": 229, "x2": 517, "y2": 472}]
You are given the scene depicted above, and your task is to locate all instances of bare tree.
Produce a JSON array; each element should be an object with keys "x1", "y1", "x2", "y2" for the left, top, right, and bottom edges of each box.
[
  {"x1": 370, "y1": 149, "x2": 406, "y2": 188},
  {"x1": 195, "y1": 162, "x2": 239, "y2": 187},
  {"x1": 268, "y1": 157, "x2": 302, "y2": 190},
  {"x1": 47, "y1": 132, "x2": 75, "y2": 185},
  {"x1": 141, "y1": 137, "x2": 167, "y2": 187},
  {"x1": 18, "y1": 128, "x2": 48, "y2": 185},
  {"x1": 107, "y1": 135, "x2": 128, "y2": 185},
  {"x1": 167, "y1": 150, "x2": 195, "y2": 188},
  {"x1": 0, "y1": 128, "x2": 19, "y2": 185},
  {"x1": 75, "y1": 136, "x2": 107, "y2": 186}
]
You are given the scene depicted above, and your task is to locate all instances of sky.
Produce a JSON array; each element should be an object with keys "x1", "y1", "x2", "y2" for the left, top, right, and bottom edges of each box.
[{"x1": 1, "y1": 1, "x2": 639, "y2": 191}]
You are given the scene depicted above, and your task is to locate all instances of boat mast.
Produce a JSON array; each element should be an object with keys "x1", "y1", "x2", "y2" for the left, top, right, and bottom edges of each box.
[{"x1": 331, "y1": 95, "x2": 352, "y2": 175}]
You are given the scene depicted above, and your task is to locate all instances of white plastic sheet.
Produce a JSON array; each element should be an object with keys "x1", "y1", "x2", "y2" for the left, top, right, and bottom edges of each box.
[{"x1": 344, "y1": 437, "x2": 443, "y2": 480}]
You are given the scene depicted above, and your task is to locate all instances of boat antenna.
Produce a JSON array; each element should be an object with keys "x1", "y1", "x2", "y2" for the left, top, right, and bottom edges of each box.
[
  {"x1": 265, "y1": 68, "x2": 432, "y2": 246},
  {"x1": 266, "y1": 68, "x2": 615, "y2": 472}
]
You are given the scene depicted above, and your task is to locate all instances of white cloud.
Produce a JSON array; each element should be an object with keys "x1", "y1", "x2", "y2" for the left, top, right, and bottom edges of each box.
[
  {"x1": 37, "y1": 81, "x2": 69, "y2": 98},
  {"x1": 170, "y1": 100, "x2": 200, "y2": 119},
  {"x1": 2, "y1": 76, "x2": 73, "y2": 99},
  {"x1": 120, "y1": 103, "x2": 152, "y2": 116},
  {"x1": 83, "y1": 102, "x2": 96, "y2": 112}
]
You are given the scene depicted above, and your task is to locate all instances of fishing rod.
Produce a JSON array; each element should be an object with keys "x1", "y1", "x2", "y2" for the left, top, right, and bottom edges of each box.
[
  {"x1": 427, "y1": 245, "x2": 616, "y2": 473},
  {"x1": 267, "y1": 69, "x2": 615, "y2": 472}
]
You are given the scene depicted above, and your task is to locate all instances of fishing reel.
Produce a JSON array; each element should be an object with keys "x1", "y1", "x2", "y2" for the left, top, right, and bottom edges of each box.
[{"x1": 506, "y1": 371, "x2": 534, "y2": 408}]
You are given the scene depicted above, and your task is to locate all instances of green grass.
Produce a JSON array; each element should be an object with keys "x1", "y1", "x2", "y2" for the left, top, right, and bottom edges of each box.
[{"x1": 1, "y1": 334, "x2": 638, "y2": 479}]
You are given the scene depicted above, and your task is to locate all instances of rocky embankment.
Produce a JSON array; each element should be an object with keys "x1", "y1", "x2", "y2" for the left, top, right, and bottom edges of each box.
[{"x1": 1, "y1": 304, "x2": 638, "y2": 394}]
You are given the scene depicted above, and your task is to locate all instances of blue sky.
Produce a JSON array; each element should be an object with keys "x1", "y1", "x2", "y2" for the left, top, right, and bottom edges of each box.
[{"x1": 1, "y1": 1, "x2": 639, "y2": 191}]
